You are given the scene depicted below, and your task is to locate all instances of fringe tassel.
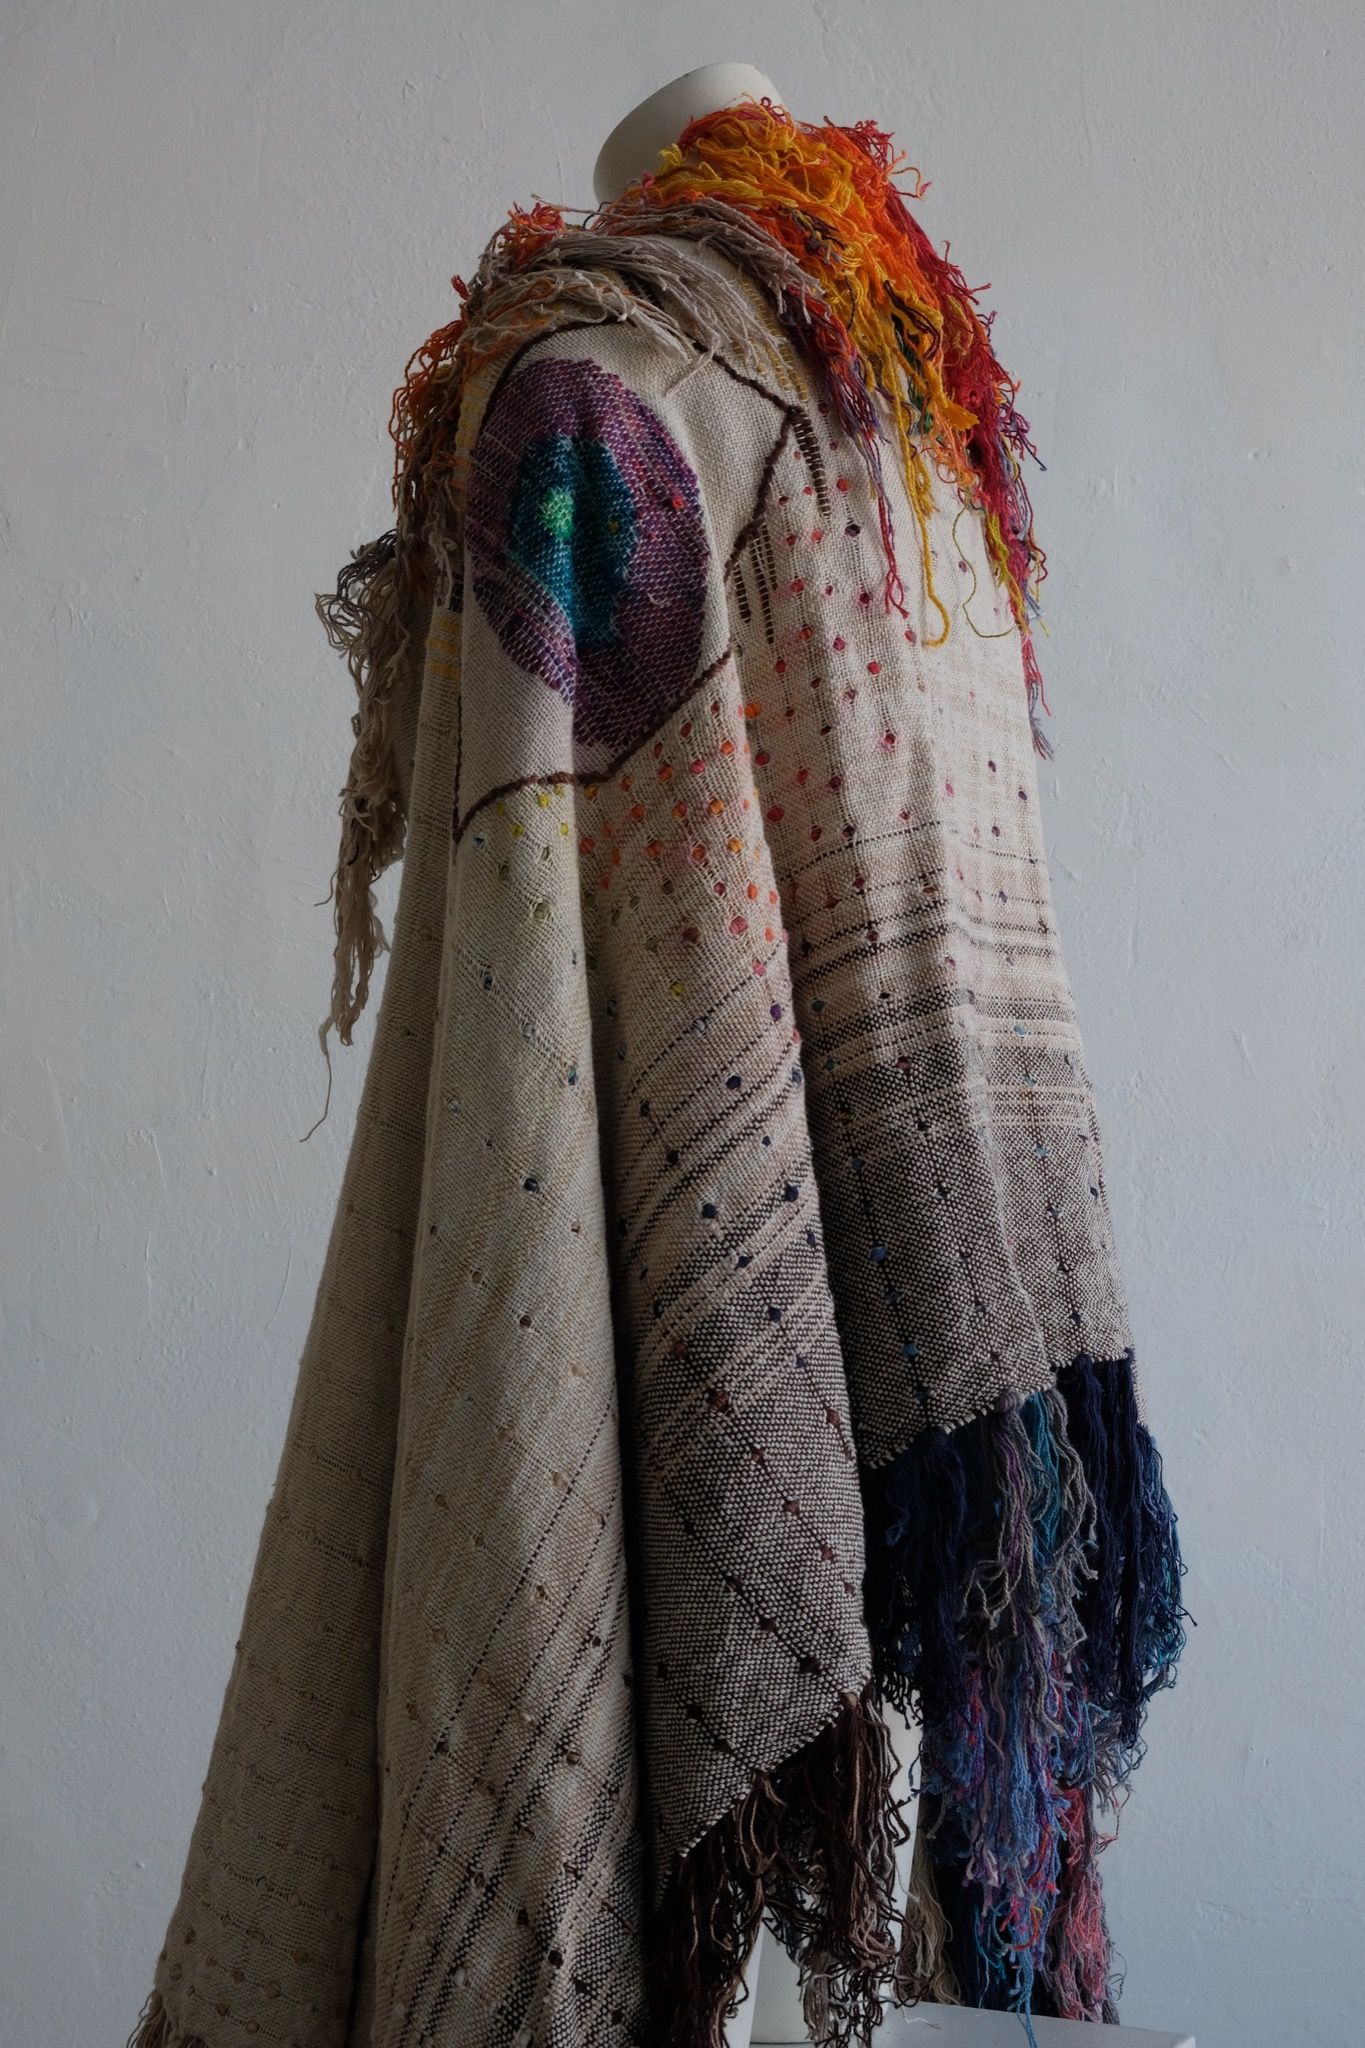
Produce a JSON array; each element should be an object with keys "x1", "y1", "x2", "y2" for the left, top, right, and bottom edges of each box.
[
  {"x1": 313, "y1": 527, "x2": 413, "y2": 1048},
  {"x1": 647, "y1": 1686, "x2": 902, "y2": 2048},
  {"x1": 862, "y1": 1351, "x2": 1187, "y2": 2024},
  {"x1": 894, "y1": 1816, "x2": 960, "y2": 2007},
  {"x1": 123, "y1": 1989, "x2": 204, "y2": 2048}
]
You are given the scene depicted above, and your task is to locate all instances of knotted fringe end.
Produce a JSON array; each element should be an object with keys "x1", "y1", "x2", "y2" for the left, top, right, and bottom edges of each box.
[
  {"x1": 862, "y1": 1351, "x2": 1186, "y2": 2025},
  {"x1": 648, "y1": 1686, "x2": 902, "y2": 2048},
  {"x1": 123, "y1": 1989, "x2": 204, "y2": 2048}
]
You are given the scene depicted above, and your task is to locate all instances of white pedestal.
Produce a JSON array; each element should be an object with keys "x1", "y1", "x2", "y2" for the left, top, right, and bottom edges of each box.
[{"x1": 846, "y1": 2007, "x2": 1193, "y2": 2046}]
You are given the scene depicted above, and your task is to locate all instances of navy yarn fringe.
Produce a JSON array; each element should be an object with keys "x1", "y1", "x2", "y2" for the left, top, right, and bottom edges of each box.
[{"x1": 861, "y1": 1350, "x2": 1186, "y2": 2027}]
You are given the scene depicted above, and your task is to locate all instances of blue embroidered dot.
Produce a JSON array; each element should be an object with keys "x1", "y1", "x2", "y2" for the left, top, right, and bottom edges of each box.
[
  {"x1": 783, "y1": 1185, "x2": 798, "y2": 1202},
  {"x1": 902, "y1": 1340, "x2": 920, "y2": 1361},
  {"x1": 701, "y1": 1202, "x2": 718, "y2": 1219},
  {"x1": 726, "y1": 1075, "x2": 741, "y2": 1091},
  {"x1": 767, "y1": 1305, "x2": 782, "y2": 1322},
  {"x1": 524, "y1": 1176, "x2": 540, "y2": 1192},
  {"x1": 870, "y1": 1245, "x2": 888, "y2": 1263}
]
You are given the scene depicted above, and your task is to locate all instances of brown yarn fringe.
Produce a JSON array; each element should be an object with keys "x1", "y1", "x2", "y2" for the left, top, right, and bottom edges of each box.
[
  {"x1": 647, "y1": 1686, "x2": 903, "y2": 2048},
  {"x1": 123, "y1": 1989, "x2": 204, "y2": 2048}
]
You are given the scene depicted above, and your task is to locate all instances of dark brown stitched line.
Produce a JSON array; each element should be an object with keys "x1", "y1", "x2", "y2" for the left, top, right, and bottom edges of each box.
[{"x1": 451, "y1": 645, "x2": 737, "y2": 843}]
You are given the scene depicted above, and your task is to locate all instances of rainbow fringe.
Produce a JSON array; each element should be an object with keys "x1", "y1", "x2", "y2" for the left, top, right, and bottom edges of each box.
[{"x1": 384, "y1": 98, "x2": 1055, "y2": 757}]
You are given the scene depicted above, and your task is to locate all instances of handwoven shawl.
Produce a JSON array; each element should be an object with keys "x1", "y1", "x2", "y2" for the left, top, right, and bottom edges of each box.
[{"x1": 128, "y1": 102, "x2": 1185, "y2": 2048}]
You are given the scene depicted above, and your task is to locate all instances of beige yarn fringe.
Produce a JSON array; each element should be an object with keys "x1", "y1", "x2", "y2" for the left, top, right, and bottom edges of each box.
[
  {"x1": 313, "y1": 525, "x2": 415, "y2": 1050},
  {"x1": 893, "y1": 1815, "x2": 961, "y2": 2008},
  {"x1": 123, "y1": 1989, "x2": 203, "y2": 2048}
]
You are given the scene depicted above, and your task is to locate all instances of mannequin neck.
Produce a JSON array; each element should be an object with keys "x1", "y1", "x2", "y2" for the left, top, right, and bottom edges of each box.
[{"x1": 592, "y1": 63, "x2": 785, "y2": 205}]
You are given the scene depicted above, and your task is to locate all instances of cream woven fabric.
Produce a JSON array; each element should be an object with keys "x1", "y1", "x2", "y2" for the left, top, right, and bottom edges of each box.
[{"x1": 128, "y1": 228, "x2": 1178, "y2": 2048}]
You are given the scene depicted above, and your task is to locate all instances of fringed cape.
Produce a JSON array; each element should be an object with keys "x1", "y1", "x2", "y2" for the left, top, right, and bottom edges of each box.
[{"x1": 128, "y1": 103, "x2": 1185, "y2": 2048}]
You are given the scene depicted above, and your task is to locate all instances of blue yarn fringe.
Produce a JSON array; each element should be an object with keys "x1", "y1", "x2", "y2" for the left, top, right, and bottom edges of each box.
[{"x1": 862, "y1": 1350, "x2": 1187, "y2": 2025}]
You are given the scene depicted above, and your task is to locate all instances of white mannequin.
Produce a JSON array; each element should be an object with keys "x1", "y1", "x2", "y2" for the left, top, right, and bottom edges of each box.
[
  {"x1": 591, "y1": 71, "x2": 919, "y2": 2048},
  {"x1": 592, "y1": 64, "x2": 785, "y2": 205}
]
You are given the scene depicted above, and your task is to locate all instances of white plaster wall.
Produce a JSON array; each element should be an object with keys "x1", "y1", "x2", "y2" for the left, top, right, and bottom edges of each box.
[{"x1": 3, "y1": 5, "x2": 1361, "y2": 2045}]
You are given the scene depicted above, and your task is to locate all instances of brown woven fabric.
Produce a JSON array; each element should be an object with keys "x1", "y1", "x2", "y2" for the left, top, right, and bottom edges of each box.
[{"x1": 127, "y1": 206, "x2": 1182, "y2": 2048}]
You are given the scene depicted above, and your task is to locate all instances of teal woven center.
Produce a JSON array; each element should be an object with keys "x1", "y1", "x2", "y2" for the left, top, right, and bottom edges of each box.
[{"x1": 507, "y1": 432, "x2": 637, "y2": 649}]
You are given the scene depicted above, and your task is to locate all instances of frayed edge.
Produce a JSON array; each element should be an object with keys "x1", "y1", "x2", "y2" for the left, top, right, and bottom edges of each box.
[
  {"x1": 862, "y1": 1352, "x2": 1187, "y2": 2023},
  {"x1": 123, "y1": 1988, "x2": 205, "y2": 2048},
  {"x1": 313, "y1": 527, "x2": 413, "y2": 1049},
  {"x1": 647, "y1": 1685, "x2": 902, "y2": 2048}
]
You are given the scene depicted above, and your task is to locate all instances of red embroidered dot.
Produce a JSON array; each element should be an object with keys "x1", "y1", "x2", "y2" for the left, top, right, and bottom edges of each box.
[{"x1": 868, "y1": 660, "x2": 881, "y2": 674}]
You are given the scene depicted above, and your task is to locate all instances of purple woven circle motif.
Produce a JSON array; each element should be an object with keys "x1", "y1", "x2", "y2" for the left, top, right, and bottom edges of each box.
[{"x1": 466, "y1": 355, "x2": 709, "y2": 754}]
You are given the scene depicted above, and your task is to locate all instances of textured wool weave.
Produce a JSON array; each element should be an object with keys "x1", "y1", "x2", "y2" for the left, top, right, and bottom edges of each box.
[{"x1": 128, "y1": 104, "x2": 1185, "y2": 2048}]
